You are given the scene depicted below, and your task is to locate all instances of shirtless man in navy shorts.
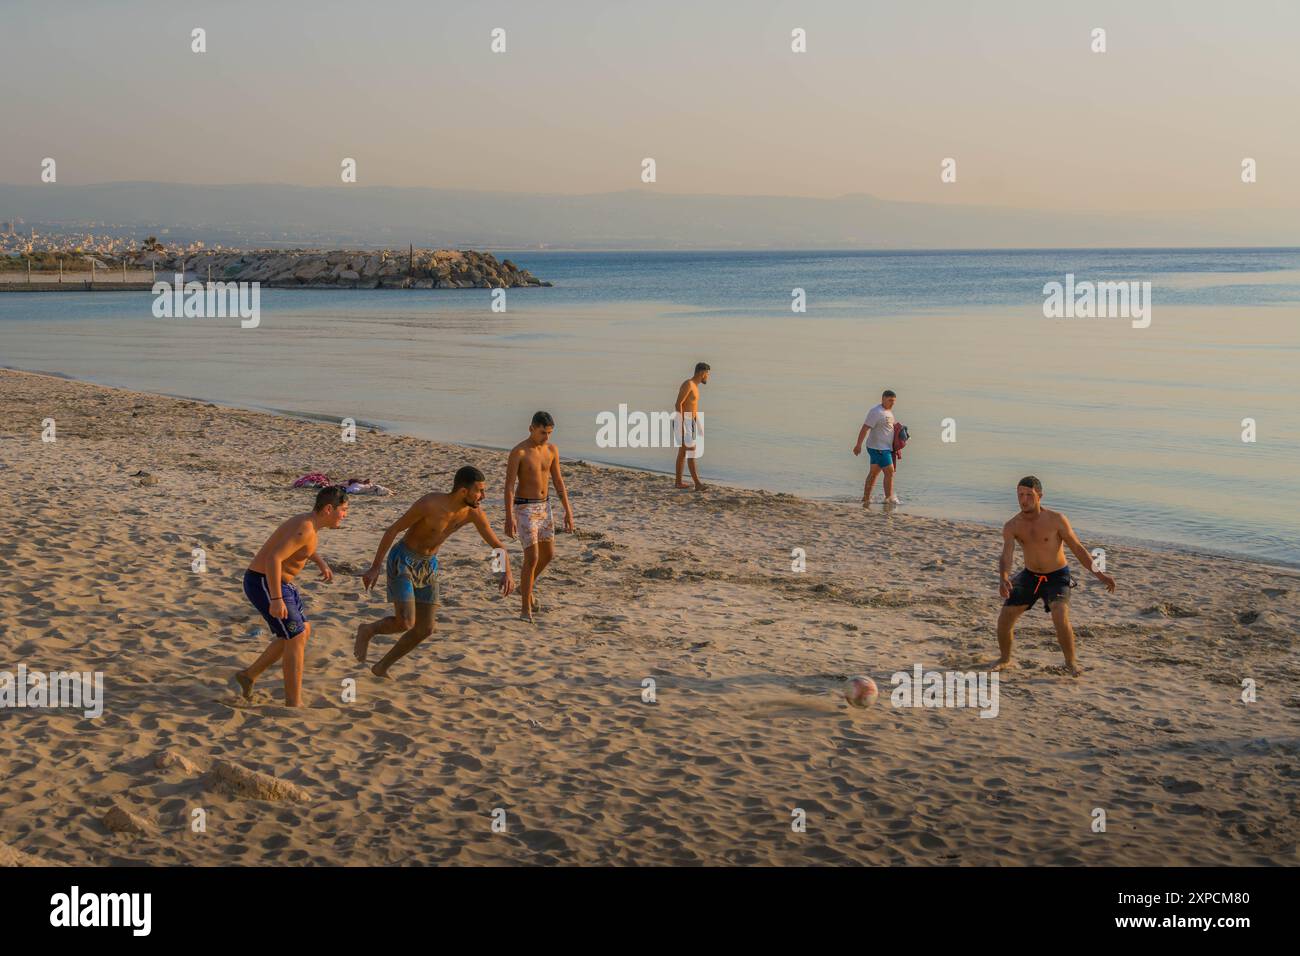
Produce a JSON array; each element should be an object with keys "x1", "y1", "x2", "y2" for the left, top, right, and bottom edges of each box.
[
  {"x1": 995, "y1": 476, "x2": 1116, "y2": 676},
  {"x1": 235, "y1": 486, "x2": 349, "y2": 706}
]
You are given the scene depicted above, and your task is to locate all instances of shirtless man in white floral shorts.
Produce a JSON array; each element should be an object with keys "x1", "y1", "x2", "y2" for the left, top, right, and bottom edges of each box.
[{"x1": 504, "y1": 411, "x2": 575, "y2": 622}]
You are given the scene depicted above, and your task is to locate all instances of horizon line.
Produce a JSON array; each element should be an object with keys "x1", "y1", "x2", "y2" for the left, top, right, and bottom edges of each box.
[{"x1": 3, "y1": 180, "x2": 1297, "y2": 216}]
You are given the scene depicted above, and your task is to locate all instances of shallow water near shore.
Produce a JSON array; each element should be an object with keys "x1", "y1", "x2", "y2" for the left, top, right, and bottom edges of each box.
[{"x1": 2, "y1": 248, "x2": 1298, "y2": 563}]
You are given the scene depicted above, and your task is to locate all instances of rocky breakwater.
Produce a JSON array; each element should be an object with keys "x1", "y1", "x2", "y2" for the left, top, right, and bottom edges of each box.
[{"x1": 141, "y1": 249, "x2": 550, "y2": 290}]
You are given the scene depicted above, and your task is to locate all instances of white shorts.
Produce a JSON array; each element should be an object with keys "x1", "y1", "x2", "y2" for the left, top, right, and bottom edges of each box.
[{"x1": 515, "y1": 499, "x2": 554, "y2": 549}]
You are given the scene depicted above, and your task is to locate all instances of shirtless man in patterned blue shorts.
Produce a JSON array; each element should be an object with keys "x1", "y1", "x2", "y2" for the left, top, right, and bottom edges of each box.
[{"x1": 355, "y1": 466, "x2": 514, "y2": 678}]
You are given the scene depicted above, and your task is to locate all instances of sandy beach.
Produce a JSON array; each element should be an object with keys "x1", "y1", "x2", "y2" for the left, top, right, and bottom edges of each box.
[{"x1": 0, "y1": 367, "x2": 1296, "y2": 866}]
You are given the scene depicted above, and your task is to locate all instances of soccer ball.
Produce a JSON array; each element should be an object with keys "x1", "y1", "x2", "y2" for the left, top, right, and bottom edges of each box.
[{"x1": 844, "y1": 676, "x2": 878, "y2": 708}]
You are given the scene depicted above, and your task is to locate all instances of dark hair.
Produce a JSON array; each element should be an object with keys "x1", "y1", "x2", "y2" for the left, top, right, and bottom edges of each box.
[
  {"x1": 1018, "y1": 475, "x2": 1043, "y2": 494},
  {"x1": 694, "y1": 362, "x2": 711, "y2": 375},
  {"x1": 314, "y1": 486, "x2": 349, "y2": 512},
  {"x1": 453, "y1": 465, "x2": 485, "y2": 491},
  {"x1": 882, "y1": 389, "x2": 897, "y2": 399},
  {"x1": 531, "y1": 411, "x2": 555, "y2": 428}
]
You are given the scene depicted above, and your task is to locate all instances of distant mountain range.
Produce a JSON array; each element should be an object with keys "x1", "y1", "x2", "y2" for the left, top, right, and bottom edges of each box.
[{"x1": 1, "y1": 181, "x2": 1295, "y2": 250}]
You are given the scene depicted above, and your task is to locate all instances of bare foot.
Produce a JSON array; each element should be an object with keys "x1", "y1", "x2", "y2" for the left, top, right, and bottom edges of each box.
[
  {"x1": 990, "y1": 659, "x2": 1017, "y2": 673},
  {"x1": 693, "y1": 483, "x2": 706, "y2": 492},
  {"x1": 674, "y1": 481, "x2": 690, "y2": 489},
  {"x1": 370, "y1": 663, "x2": 391, "y2": 680},
  {"x1": 519, "y1": 609, "x2": 535, "y2": 623},
  {"x1": 234, "y1": 670, "x2": 254, "y2": 700},
  {"x1": 353, "y1": 623, "x2": 372, "y2": 663},
  {"x1": 1046, "y1": 662, "x2": 1083, "y2": 677}
]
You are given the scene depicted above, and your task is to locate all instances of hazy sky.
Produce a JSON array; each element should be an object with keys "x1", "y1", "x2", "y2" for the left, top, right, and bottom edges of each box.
[{"x1": 1, "y1": 0, "x2": 1296, "y2": 211}]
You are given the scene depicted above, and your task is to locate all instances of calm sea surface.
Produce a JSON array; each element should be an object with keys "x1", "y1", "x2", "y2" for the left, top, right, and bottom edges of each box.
[{"x1": 3, "y1": 249, "x2": 1298, "y2": 563}]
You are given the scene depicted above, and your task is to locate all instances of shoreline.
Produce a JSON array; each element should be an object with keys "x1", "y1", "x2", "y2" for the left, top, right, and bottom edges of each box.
[{"x1": 4, "y1": 363, "x2": 1293, "y2": 571}]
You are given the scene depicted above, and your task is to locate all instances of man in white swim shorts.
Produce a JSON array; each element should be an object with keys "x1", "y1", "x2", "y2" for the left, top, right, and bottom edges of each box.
[{"x1": 504, "y1": 411, "x2": 575, "y2": 622}]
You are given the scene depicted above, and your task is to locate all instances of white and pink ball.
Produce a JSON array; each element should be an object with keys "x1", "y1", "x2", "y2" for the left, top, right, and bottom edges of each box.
[{"x1": 843, "y1": 676, "x2": 878, "y2": 708}]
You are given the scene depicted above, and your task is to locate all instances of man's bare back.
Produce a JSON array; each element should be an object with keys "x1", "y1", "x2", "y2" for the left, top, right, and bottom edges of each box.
[
  {"x1": 395, "y1": 492, "x2": 481, "y2": 557},
  {"x1": 248, "y1": 514, "x2": 317, "y2": 581},
  {"x1": 677, "y1": 378, "x2": 700, "y2": 416}
]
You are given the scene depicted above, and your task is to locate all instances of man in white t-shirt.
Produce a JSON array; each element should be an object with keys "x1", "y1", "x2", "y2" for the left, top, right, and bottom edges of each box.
[{"x1": 852, "y1": 389, "x2": 899, "y2": 506}]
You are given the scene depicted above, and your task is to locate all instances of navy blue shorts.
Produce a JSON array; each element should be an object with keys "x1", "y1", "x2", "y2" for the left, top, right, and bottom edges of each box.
[
  {"x1": 243, "y1": 570, "x2": 307, "y2": 638},
  {"x1": 1004, "y1": 566, "x2": 1074, "y2": 613}
]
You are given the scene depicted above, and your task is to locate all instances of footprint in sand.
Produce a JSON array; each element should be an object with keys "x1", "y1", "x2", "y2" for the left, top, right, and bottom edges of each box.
[
  {"x1": 1140, "y1": 603, "x2": 1200, "y2": 619},
  {"x1": 1160, "y1": 777, "x2": 1205, "y2": 795},
  {"x1": 1044, "y1": 663, "x2": 1083, "y2": 677},
  {"x1": 519, "y1": 829, "x2": 571, "y2": 855},
  {"x1": 372, "y1": 730, "x2": 414, "y2": 753},
  {"x1": 447, "y1": 665, "x2": 490, "y2": 678},
  {"x1": 441, "y1": 751, "x2": 483, "y2": 772}
]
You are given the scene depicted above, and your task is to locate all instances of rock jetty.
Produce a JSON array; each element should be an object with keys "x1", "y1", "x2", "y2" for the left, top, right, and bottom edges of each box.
[{"x1": 136, "y1": 248, "x2": 550, "y2": 290}]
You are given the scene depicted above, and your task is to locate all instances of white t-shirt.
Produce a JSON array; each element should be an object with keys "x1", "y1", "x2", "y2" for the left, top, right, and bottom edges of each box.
[{"x1": 864, "y1": 403, "x2": 896, "y2": 451}]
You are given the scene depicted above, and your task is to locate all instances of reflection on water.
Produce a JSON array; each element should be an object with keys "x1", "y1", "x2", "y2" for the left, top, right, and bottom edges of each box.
[{"x1": 2, "y1": 249, "x2": 1298, "y2": 564}]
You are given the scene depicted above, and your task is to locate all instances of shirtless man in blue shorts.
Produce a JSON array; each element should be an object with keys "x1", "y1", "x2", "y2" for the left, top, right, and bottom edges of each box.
[
  {"x1": 235, "y1": 486, "x2": 349, "y2": 706},
  {"x1": 355, "y1": 466, "x2": 514, "y2": 678}
]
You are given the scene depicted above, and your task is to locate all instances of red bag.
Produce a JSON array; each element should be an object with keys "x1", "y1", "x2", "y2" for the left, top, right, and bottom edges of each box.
[{"x1": 892, "y1": 423, "x2": 909, "y2": 463}]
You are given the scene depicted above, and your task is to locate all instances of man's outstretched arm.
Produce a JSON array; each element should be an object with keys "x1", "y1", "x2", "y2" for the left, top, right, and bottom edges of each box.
[
  {"x1": 1061, "y1": 515, "x2": 1116, "y2": 592},
  {"x1": 470, "y1": 507, "x2": 514, "y2": 596},
  {"x1": 310, "y1": 549, "x2": 333, "y2": 582},
  {"x1": 362, "y1": 499, "x2": 425, "y2": 590}
]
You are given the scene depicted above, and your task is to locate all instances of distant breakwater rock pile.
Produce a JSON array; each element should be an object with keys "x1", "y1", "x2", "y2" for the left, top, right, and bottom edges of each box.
[{"x1": 147, "y1": 249, "x2": 551, "y2": 289}]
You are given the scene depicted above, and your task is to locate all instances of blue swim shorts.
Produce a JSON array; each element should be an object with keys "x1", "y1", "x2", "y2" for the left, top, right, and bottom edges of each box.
[
  {"x1": 386, "y1": 540, "x2": 440, "y2": 605},
  {"x1": 243, "y1": 570, "x2": 307, "y2": 639}
]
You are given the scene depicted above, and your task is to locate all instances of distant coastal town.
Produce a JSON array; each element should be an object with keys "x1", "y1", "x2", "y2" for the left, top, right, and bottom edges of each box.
[{"x1": 0, "y1": 217, "x2": 216, "y2": 267}]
